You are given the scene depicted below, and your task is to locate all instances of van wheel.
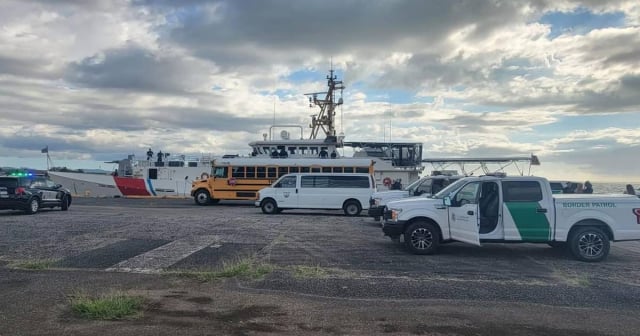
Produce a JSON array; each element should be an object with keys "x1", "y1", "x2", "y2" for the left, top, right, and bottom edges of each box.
[
  {"x1": 194, "y1": 189, "x2": 211, "y2": 206},
  {"x1": 26, "y1": 198, "x2": 40, "y2": 215},
  {"x1": 404, "y1": 221, "x2": 440, "y2": 255},
  {"x1": 61, "y1": 196, "x2": 70, "y2": 211},
  {"x1": 569, "y1": 227, "x2": 610, "y2": 262},
  {"x1": 261, "y1": 199, "x2": 278, "y2": 214},
  {"x1": 343, "y1": 200, "x2": 361, "y2": 216}
]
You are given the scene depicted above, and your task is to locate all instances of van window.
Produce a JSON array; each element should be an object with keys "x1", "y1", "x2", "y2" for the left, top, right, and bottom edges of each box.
[
  {"x1": 301, "y1": 176, "x2": 329, "y2": 188},
  {"x1": 502, "y1": 181, "x2": 543, "y2": 202},
  {"x1": 275, "y1": 176, "x2": 297, "y2": 188},
  {"x1": 328, "y1": 176, "x2": 370, "y2": 188}
]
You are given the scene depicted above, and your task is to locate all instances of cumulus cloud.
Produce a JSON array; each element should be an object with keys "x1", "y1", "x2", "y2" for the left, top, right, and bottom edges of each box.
[{"x1": 0, "y1": 0, "x2": 639, "y2": 181}]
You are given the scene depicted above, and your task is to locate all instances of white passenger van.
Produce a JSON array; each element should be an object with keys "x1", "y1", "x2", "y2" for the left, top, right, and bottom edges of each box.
[{"x1": 256, "y1": 173, "x2": 375, "y2": 216}]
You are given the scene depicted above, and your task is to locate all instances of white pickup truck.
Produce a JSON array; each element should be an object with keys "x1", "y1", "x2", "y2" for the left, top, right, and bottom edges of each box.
[
  {"x1": 382, "y1": 175, "x2": 640, "y2": 262},
  {"x1": 368, "y1": 175, "x2": 464, "y2": 220}
]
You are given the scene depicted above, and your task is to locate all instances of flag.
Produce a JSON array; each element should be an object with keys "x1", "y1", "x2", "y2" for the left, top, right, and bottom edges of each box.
[
  {"x1": 531, "y1": 154, "x2": 540, "y2": 165},
  {"x1": 41, "y1": 146, "x2": 48, "y2": 154}
]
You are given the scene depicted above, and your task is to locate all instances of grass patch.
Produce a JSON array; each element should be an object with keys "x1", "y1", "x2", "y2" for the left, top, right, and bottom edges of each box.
[
  {"x1": 293, "y1": 265, "x2": 329, "y2": 279},
  {"x1": 170, "y1": 258, "x2": 273, "y2": 282},
  {"x1": 552, "y1": 270, "x2": 591, "y2": 287},
  {"x1": 10, "y1": 259, "x2": 56, "y2": 270},
  {"x1": 69, "y1": 292, "x2": 144, "y2": 320}
]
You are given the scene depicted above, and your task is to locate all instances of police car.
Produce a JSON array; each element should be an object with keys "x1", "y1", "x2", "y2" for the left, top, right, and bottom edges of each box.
[{"x1": 0, "y1": 172, "x2": 72, "y2": 214}]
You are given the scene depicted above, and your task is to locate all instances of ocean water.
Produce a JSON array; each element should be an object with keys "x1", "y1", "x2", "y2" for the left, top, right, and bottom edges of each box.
[{"x1": 591, "y1": 182, "x2": 640, "y2": 194}]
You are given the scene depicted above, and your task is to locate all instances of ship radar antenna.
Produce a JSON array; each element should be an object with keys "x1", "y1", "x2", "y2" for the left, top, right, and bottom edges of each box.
[{"x1": 304, "y1": 64, "x2": 345, "y2": 140}]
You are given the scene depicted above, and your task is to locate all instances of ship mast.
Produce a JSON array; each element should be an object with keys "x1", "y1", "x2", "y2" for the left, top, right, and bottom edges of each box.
[{"x1": 304, "y1": 68, "x2": 345, "y2": 140}]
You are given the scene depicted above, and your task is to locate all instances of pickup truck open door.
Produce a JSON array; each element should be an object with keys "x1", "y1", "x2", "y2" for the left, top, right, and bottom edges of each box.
[{"x1": 446, "y1": 181, "x2": 481, "y2": 246}]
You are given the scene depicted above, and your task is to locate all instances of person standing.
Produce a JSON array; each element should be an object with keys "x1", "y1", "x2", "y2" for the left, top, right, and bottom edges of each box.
[
  {"x1": 624, "y1": 184, "x2": 636, "y2": 195},
  {"x1": 583, "y1": 181, "x2": 593, "y2": 194}
]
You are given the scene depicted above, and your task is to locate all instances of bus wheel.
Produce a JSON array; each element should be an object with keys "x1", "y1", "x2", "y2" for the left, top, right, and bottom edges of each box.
[
  {"x1": 194, "y1": 189, "x2": 211, "y2": 206},
  {"x1": 261, "y1": 199, "x2": 278, "y2": 214}
]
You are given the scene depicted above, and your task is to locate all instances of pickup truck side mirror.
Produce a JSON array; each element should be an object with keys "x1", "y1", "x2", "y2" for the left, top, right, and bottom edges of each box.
[{"x1": 443, "y1": 196, "x2": 452, "y2": 207}]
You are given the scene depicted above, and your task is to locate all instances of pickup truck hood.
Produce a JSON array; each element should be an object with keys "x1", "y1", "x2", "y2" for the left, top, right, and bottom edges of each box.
[
  {"x1": 372, "y1": 190, "x2": 409, "y2": 200},
  {"x1": 387, "y1": 196, "x2": 441, "y2": 209}
]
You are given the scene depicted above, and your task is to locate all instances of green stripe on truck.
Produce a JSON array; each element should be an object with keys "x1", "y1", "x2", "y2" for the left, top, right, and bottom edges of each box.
[{"x1": 505, "y1": 202, "x2": 550, "y2": 242}]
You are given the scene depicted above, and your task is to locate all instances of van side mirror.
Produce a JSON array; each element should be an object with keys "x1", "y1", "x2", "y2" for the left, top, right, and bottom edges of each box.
[{"x1": 443, "y1": 196, "x2": 452, "y2": 207}]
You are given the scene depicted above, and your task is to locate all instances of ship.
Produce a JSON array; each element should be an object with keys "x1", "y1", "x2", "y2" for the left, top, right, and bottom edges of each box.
[{"x1": 48, "y1": 69, "x2": 428, "y2": 197}]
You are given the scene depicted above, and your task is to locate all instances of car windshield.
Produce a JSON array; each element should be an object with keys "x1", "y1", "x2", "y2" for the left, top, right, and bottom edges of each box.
[{"x1": 432, "y1": 178, "x2": 469, "y2": 199}]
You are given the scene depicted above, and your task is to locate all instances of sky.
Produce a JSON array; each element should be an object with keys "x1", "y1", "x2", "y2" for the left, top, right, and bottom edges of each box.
[{"x1": 0, "y1": 0, "x2": 639, "y2": 182}]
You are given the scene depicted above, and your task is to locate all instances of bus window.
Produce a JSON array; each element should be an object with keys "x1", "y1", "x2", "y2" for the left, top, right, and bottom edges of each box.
[
  {"x1": 355, "y1": 167, "x2": 369, "y2": 173},
  {"x1": 232, "y1": 166, "x2": 245, "y2": 178},
  {"x1": 246, "y1": 166, "x2": 256, "y2": 178},
  {"x1": 257, "y1": 167, "x2": 266, "y2": 178},
  {"x1": 300, "y1": 167, "x2": 310, "y2": 173},
  {"x1": 311, "y1": 166, "x2": 321, "y2": 173},
  {"x1": 332, "y1": 167, "x2": 343, "y2": 173},
  {"x1": 344, "y1": 167, "x2": 354, "y2": 173},
  {"x1": 267, "y1": 167, "x2": 277, "y2": 178},
  {"x1": 289, "y1": 167, "x2": 299, "y2": 173},
  {"x1": 214, "y1": 167, "x2": 228, "y2": 178},
  {"x1": 278, "y1": 167, "x2": 288, "y2": 177},
  {"x1": 322, "y1": 167, "x2": 332, "y2": 173}
]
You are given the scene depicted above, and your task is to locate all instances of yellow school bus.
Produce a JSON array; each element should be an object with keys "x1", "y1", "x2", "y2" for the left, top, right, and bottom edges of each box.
[{"x1": 190, "y1": 158, "x2": 374, "y2": 205}]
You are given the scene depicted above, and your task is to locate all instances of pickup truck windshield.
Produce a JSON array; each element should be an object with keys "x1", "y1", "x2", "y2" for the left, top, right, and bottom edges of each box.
[
  {"x1": 433, "y1": 179, "x2": 467, "y2": 199},
  {"x1": 403, "y1": 178, "x2": 424, "y2": 192}
]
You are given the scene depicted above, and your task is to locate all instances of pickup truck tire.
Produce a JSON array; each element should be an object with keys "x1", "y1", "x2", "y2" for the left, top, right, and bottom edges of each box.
[
  {"x1": 194, "y1": 189, "x2": 212, "y2": 206},
  {"x1": 568, "y1": 226, "x2": 610, "y2": 262},
  {"x1": 261, "y1": 199, "x2": 278, "y2": 214},
  {"x1": 404, "y1": 221, "x2": 440, "y2": 255}
]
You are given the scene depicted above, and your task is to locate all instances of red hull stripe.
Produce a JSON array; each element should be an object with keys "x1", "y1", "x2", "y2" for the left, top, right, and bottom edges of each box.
[{"x1": 114, "y1": 177, "x2": 151, "y2": 196}]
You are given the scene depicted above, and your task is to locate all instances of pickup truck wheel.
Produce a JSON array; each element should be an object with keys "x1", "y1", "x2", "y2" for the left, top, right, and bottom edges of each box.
[
  {"x1": 25, "y1": 198, "x2": 40, "y2": 215},
  {"x1": 261, "y1": 199, "x2": 278, "y2": 214},
  {"x1": 343, "y1": 200, "x2": 361, "y2": 216},
  {"x1": 404, "y1": 221, "x2": 440, "y2": 255},
  {"x1": 569, "y1": 227, "x2": 610, "y2": 262},
  {"x1": 194, "y1": 189, "x2": 211, "y2": 206}
]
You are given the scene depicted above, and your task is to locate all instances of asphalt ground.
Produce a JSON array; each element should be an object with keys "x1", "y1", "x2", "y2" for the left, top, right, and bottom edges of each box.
[{"x1": 1, "y1": 198, "x2": 640, "y2": 335}]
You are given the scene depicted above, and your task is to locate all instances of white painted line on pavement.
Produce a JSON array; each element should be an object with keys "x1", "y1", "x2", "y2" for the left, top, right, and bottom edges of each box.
[{"x1": 106, "y1": 235, "x2": 220, "y2": 273}]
